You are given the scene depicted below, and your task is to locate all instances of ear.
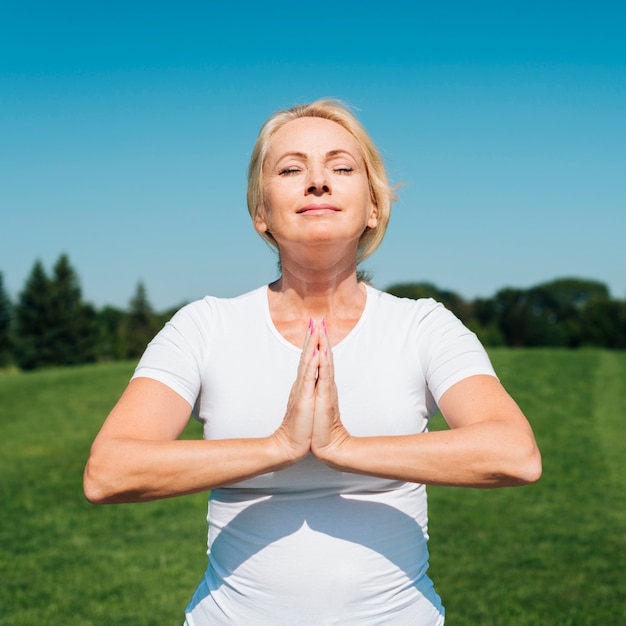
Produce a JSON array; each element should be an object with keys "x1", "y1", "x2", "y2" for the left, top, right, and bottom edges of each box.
[
  {"x1": 254, "y1": 207, "x2": 270, "y2": 234},
  {"x1": 367, "y1": 203, "x2": 379, "y2": 229}
]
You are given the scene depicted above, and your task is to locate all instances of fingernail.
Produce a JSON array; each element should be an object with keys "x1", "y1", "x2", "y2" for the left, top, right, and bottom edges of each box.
[
  {"x1": 309, "y1": 317, "x2": 314, "y2": 334},
  {"x1": 322, "y1": 318, "x2": 327, "y2": 333},
  {"x1": 313, "y1": 348, "x2": 318, "y2": 356}
]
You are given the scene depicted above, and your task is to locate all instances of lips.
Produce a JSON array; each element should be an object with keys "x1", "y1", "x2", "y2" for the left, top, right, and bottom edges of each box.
[{"x1": 296, "y1": 204, "x2": 340, "y2": 215}]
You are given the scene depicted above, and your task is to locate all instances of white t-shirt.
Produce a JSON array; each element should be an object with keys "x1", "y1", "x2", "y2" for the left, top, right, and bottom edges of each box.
[{"x1": 133, "y1": 284, "x2": 497, "y2": 625}]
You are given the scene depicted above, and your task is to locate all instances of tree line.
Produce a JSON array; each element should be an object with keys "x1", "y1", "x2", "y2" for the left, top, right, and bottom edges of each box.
[
  {"x1": 0, "y1": 254, "x2": 624, "y2": 371},
  {"x1": 0, "y1": 254, "x2": 175, "y2": 370},
  {"x1": 386, "y1": 280, "x2": 626, "y2": 349}
]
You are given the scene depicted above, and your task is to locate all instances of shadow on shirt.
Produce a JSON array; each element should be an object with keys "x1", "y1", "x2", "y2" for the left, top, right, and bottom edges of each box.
[{"x1": 205, "y1": 488, "x2": 432, "y2": 594}]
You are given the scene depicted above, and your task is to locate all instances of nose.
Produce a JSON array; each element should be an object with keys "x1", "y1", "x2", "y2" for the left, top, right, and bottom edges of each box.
[{"x1": 305, "y1": 163, "x2": 330, "y2": 196}]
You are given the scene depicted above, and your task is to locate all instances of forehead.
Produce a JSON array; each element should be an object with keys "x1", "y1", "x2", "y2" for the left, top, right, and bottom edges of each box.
[{"x1": 267, "y1": 116, "x2": 361, "y2": 160}]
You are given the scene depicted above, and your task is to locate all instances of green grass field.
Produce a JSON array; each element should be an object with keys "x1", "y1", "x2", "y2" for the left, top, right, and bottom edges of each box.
[{"x1": 1, "y1": 350, "x2": 624, "y2": 625}]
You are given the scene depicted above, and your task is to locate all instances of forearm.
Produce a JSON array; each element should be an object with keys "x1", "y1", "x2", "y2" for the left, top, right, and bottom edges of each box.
[
  {"x1": 83, "y1": 435, "x2": 290, "y2": 504},
  {"x1": 320, "y1": 421, "x2": 542, "y2": 488}
]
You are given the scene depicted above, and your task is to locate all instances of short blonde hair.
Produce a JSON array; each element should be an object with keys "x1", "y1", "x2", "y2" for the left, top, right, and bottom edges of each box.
[{"x1": 247, "y1": 99, "x2": 396, "y2": 263}]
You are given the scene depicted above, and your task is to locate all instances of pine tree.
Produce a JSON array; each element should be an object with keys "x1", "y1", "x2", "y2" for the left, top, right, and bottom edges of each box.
[
  {"x1": 48, "y1": 254, "x2": 98, "y2": 365},
  {"x1": 14, "y1": 260, "x2": 55, "y2": 370},
  {"x1": 14, "y1": 255, "x2": 98, "y2": 370},
  {"x1": 0, "y1": 272, "x2": 13, "y2": 366},
  {"x1": 119, "y1": 281, "x2": 158, "y2": 359}
]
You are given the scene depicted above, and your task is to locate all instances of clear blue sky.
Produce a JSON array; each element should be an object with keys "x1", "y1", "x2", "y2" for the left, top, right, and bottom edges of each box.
[{"x1": 1, "y1": 1, "x2": 624, "y2": 310}]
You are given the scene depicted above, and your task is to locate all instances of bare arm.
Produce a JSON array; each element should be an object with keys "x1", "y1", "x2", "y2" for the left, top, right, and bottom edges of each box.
[
  {"x1": 311, "y1": 326, "x2": 542, "y2": 488},
  {"x1": 82, "y1": 378, "x2": 290, "y2": 503},
  {"x1": 83, "y1": 327, "x2": 321, "y2": 505},
  {"x1": 84, "y1": 319, "x2": 541, "y2": 505}
]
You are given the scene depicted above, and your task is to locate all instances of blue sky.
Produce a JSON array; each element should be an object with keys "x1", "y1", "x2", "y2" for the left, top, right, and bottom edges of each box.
[{"x1": 1, "y1": 1, "x2": 624, "y2": 310}]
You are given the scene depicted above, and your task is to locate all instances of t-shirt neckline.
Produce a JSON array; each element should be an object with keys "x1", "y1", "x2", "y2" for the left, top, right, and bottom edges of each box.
[{"x1": 261, "y1": 283, "x2": 376, "y2": 353}]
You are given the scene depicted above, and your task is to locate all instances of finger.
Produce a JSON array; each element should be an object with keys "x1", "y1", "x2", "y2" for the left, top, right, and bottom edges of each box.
[
  {"x1": 296, "y1": 318, "x2": 319, "y2": 377},
  {"x1": 311, "y1": 342, "x2": 343, "y2": 455},
  {"x1": 315, "y1": 320, "x2": 337, "y2": 411},
  {"x1": 317, "y1": 318, "x2": 334, "y2": 381},
  {"x1": 278, "y1": 320, "x2": 320, "y2": 458}
]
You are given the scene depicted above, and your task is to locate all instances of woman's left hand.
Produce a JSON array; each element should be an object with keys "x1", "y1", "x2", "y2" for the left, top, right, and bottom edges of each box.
[{"x1": 309, "y1": 320, "x2": 351, "y2": 464}]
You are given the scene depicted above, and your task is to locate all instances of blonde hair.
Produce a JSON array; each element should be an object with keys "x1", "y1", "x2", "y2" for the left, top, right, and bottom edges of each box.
[{"x1": 246, "y1": 98, "x2": 396, "y2": 263}]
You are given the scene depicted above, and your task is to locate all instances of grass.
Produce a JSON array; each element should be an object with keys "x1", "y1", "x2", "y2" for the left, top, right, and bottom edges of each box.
[
  {"x1": 427, "y1": 349, "x2": 626, "y2": 625},
  {"x1": 0, "y1": 362, "x2": 207, "y2": 626},
  {"x1": 1, "y1": 350, "x2": 625, "y2": 624}
]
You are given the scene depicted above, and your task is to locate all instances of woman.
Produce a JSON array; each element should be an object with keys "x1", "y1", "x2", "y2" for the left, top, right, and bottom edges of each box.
[{"x1": 84, "y1": 99, "x2": 541, "y2": 625}]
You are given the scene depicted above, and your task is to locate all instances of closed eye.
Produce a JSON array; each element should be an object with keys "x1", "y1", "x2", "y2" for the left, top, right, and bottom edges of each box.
[
  {"x1": 279, "y1": 167, "x2": 302, "y2": 176},
  {"x1": 333, "y1": 167, "x2": 354, "y2": 174}
]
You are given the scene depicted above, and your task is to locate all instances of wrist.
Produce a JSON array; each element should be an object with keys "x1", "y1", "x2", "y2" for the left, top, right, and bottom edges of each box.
[
  {"x1": 312, "y1": 430, "x2": 353, "y2": 469},
  {"x1": 267, "y1": 430, "x2": 309, "y2": 469}
]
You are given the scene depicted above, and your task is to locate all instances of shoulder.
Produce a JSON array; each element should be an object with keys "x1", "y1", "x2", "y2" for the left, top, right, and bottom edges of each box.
[
  {"x1": 145, "y1": 286, "x2": 267, "y2": 355},
  {"x1": 169, "y1": 285, "x2": 267, "y2": 327},
  {"x1": 365, "y1": 285, "x2": 495, "y2": 393},
  {"x1": 365, "y1": 284, "x2": 452, "y2": 332},
  {"x1": 133, "y1": 286, "x2": 268, "y2": 398}
]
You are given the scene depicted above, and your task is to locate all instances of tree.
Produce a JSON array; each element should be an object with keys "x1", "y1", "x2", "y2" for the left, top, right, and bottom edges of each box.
[
  {"x1": 0, "y1": 272, "x2": 13, "y2": 366},
  {"x1": 537, "y1": 278, "x2": 610, "y2": 311},
  {"x1": 466, "y1": 296, "x2": 506, "y2": 346},
  {"x1": 118, "y1": 282, "x2": 158, "y2": 359},
  {"x1": 13, "y1": 255, "x2": 98, "y2": 370},
  {"x1": 488, "y1": 286, "x2": 573, "y2": 347},
  {"x1": 96, "y1": 305, "x2": 126, "y2": 361},
  {"x1": 533, "y1": 278, "x2": 611, "y2": 347},
  {"x1": 48, "y1": 254, "x2": 98, "y2": 365},
  {"x1": 470, "y1": 278, "x2": 616, "y2": 347},
  {"x1": 579, "y1": 299, "x2": 626, "y2": 349},
  {"x1": 14, "y1": 260, "x2": 55, "y2": 369}
]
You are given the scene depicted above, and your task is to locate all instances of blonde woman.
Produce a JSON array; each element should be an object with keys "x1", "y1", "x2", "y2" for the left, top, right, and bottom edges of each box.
[{"x1": 84, "y1": 99, "x2": 541, "y2": 625}]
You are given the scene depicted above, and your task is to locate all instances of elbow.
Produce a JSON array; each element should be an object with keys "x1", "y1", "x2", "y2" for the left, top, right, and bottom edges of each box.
[
  {"x1": 83, "y1": 448, "x2": 123, "y2": 504},
  {"x1": 502, "y1": 438, "x2": 542, "y2": 487},
  {"x1": 523, "y1": 444, "x2": 543, "y2": 484},
  {"x1": 83, "y1": 458, "x2": 110, "y2": 504}
]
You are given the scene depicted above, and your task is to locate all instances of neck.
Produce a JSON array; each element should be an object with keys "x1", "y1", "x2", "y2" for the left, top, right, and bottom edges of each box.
[{"x1": 269, "y1": 250, "x2": 364, "y2": 320}]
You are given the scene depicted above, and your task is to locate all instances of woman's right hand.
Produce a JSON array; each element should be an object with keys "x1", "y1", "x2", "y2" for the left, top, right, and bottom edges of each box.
[{"x1": 271, "y1": 319, "x2": 320, "y2": 462}]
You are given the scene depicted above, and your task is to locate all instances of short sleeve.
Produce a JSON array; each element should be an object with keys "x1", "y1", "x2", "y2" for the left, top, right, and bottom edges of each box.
[
  {"x1": 416, "y1": 300, "x2": 497, "y2": 404},
  {"x1": 132, "y1": 300, "x2": 209, "y2": 408}
]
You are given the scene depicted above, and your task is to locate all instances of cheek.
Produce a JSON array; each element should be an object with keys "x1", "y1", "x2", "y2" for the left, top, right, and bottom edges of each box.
[
  {"x1": 262, "y1": 180, "x2": 281, "y2": 210},
  {"x1": 263, "y1": 180, "x2": 297, "y2": 216}
]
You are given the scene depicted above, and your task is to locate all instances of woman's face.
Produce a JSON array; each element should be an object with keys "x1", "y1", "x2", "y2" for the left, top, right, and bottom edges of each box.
[{"x1": 256, "y1": 117, "x2": 378, "y2": 256}]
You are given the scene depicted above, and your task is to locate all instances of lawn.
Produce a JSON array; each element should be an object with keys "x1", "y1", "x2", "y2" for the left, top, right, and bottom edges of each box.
[
  {"x1": 0, "y1": 362, "x2": 207, "y2": 626},
  {"x1": 1, "y1": 350, "x2": 624, "y2": 625},
  {"x1": 428, "y1": 349, "x2": 626, "y2": 625}
]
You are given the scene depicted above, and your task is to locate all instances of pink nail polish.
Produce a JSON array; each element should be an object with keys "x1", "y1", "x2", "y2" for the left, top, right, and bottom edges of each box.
[
  {"x1": 322, "y1": 318, "x2": 327, "y2": 333},
  {"x1": 313, "y1": 348, "x2": 318, "y2": 356},
  {"x1": 309, "y1": 317, "x2": 314, "y2": 334}
]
